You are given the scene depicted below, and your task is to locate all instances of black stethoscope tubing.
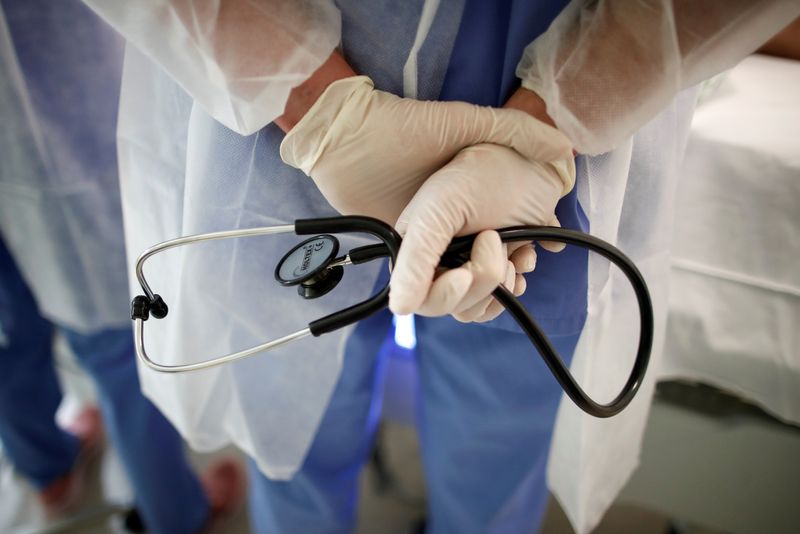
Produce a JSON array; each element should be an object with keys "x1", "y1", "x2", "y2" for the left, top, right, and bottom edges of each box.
[
  {"x1": 132, "y1": 216, "x2": 653, "y2": 418},
  {"x1": 295, "y1": 217, "x2": 653, "y2": 418}
]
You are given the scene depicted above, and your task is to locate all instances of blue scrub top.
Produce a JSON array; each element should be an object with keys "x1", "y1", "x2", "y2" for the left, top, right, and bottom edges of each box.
[{"x1": 438, "y1": 0, "x2": 589, "y2": 336}]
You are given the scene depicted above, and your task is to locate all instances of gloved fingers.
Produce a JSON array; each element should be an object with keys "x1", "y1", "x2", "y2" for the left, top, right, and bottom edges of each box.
[
  {"x1": 538, "y1": 216, "x2": 567, "y2": 253},
  {"x1": 433, "y1": 102, "x2": 558, "y2": 159},
  {"x1": 513, "y1": 273, "x2": 527, "y2": 297},
  {"x1": 450, "y1": 231, "x2": 507, "y2": 315},
  {"x1": 486, "y1": 112, "x2": 577, "y2": 195},
  {"x1": 452, "y1": 290, "x2": 494, "y2": 323},
  {"x1": 455, "y1": 298, "x2": 494, "y2": 323},
  {"x1": 487, "y1": 108, "x2": 574, "y2": 163},
  {"x1": 415, "y1": 230, "x2": 505, "y2": 320},
  {"x1": 508, "y1": 242, "x2": 537, "y2": 273},
  {"x1": 456, "y1": 260, "x2": 518, "y2": 323},
  {"x1": 506, "y1": 241, "x2": 527, "y2": 254},
  {"x1": 415, "y1": 268, "x2": 474, "y2": 317}
]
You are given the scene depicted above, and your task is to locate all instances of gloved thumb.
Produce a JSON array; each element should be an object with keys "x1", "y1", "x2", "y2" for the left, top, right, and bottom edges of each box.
[
  {"x1": 539, "y1": 216, "x2": 567, "y2": 253},
  {"x1": 390, "y1": 202, "x2": 460, "y2": 316}
]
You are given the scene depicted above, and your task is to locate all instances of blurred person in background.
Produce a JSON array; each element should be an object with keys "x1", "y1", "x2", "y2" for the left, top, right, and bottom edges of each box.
[{"x1": 0, "y1": 1, "x2": 242, "y2": 531}]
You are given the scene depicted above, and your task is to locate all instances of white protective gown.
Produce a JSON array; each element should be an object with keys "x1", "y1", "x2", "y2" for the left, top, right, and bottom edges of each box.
[
  {"x1": 516, "y1": 2, "x2": 800, "y2": 529},
  {"x1": 83, "y1": 1, "x2": 800, "y2": 532},
  {"x1": 0, "y1": 1, "x2": 127, "y2": 334}
]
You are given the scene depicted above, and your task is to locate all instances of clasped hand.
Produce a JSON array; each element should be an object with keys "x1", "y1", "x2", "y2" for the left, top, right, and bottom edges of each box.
[{"x1": 280, "y1": 76, "x2": 575, "y2": 322}]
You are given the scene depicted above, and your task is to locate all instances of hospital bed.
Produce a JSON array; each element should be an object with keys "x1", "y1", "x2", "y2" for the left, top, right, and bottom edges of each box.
[{"x1": 617, "y1": 53, "x2": 800, "y2": 534}]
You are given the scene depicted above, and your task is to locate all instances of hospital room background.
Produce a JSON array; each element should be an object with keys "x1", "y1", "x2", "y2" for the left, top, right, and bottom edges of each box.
[{"x1": 1, "y1": 7, "x2": 798, "y2": 534}]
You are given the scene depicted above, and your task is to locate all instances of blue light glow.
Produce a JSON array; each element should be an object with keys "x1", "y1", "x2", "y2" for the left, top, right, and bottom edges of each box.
[{"x1": 393, "y1": 314, "x2": 417, "y2": 349}]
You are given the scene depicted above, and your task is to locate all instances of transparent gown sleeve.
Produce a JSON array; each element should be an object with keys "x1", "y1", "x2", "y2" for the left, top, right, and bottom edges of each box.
[
  {"x1": 83, "y1": 0, "x2": 341, "y2": 135},
  {"x1": 516, "y1": 0, "x2": 800, "y2": 155}
]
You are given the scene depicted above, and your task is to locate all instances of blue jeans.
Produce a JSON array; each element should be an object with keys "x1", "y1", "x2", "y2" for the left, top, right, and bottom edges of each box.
[
  {"x1": 248, "y1": 306, "x2": 579, "y2": 533},
  {"x1": 0, "y1": 238, "x2": 209, "y2": 534}
]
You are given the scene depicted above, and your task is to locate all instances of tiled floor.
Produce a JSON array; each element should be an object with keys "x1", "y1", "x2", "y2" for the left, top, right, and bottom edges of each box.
[
  {"x1": 2, "y1": 419, "x2": 735, "y2": 534},
  {"x1": 0, "y1": 345, "x2": 742, "y2": 534}
]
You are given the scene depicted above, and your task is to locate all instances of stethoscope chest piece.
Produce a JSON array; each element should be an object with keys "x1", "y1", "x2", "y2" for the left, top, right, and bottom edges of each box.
[{"x1": 275, "y1": 234, "x2": 343, "y2": 299}]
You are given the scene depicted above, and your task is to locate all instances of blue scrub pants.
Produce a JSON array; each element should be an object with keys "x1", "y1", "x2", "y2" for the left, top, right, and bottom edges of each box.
[
  {"x1": 248, "y1": 307, "x2": 578, "y2": 533},
  {"x1": 0, "y1": 238, "x2": 209, "y2": 534}
]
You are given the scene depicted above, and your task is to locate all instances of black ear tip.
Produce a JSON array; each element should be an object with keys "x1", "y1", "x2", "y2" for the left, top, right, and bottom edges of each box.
[
  {"x1": 150, "y1": 295, "x2": 169, "y2": 319},
  {"x1": 131, "y1": 295, "x2": 150, "y2": 320}
]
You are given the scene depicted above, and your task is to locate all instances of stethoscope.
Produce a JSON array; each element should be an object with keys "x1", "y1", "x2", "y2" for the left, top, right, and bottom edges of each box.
[{"x1": 131, "y1": 215, "x2": 653, "y2": 418}]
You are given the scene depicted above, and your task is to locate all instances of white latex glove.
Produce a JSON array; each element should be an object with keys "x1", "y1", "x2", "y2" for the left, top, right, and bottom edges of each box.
[
  {"x1": 389, "y1": 139, "x2": 575, "y2": 323},
  {"x1": 280, "y1": 76, "x2": 569, "y2": 225}
]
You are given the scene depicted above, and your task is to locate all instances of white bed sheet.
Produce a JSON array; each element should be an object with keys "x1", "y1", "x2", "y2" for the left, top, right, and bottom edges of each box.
[{"x1": 661, "y1": 54, "x2": 800, "y2": 425}]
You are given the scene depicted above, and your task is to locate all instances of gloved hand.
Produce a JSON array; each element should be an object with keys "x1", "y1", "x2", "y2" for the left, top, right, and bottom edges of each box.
[
  {"x1": 389, "y1": 137, "x2": 575, "y2": 322},
  {"x1": 280, "y1": 75, "x2": 567, "y2": 225}
]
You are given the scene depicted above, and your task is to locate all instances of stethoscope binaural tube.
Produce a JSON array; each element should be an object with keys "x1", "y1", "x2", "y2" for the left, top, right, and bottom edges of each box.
[
  {"x1": 131, "y1": 216, "x2": 653, "y2": 418},
  {"x1": 130, "y1": 217, "x2": 402, "y2": 373}
]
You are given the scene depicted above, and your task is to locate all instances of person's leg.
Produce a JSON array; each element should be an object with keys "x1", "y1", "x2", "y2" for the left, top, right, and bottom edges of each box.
[
  {"x1": 62, "y1": 326, "x2": 210, "y2": 534},
  {"x1": 248, "y1": 307, "x2": 394, "y2": 534},
  {"x1": 0, "y1": 237, "x2": 79, "y2": 489},
  {"x1": 415, "y1": 316, "x2": 580, "y2": 534}
]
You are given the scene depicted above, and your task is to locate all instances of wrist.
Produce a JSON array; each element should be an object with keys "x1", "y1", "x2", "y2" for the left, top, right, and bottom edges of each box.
[
  {"x1": 275, "y1": 50, "x2": 357, "y2": 133},
  {"x1": 503, "y1": 86, "x2": 556, "y2": 128}
]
